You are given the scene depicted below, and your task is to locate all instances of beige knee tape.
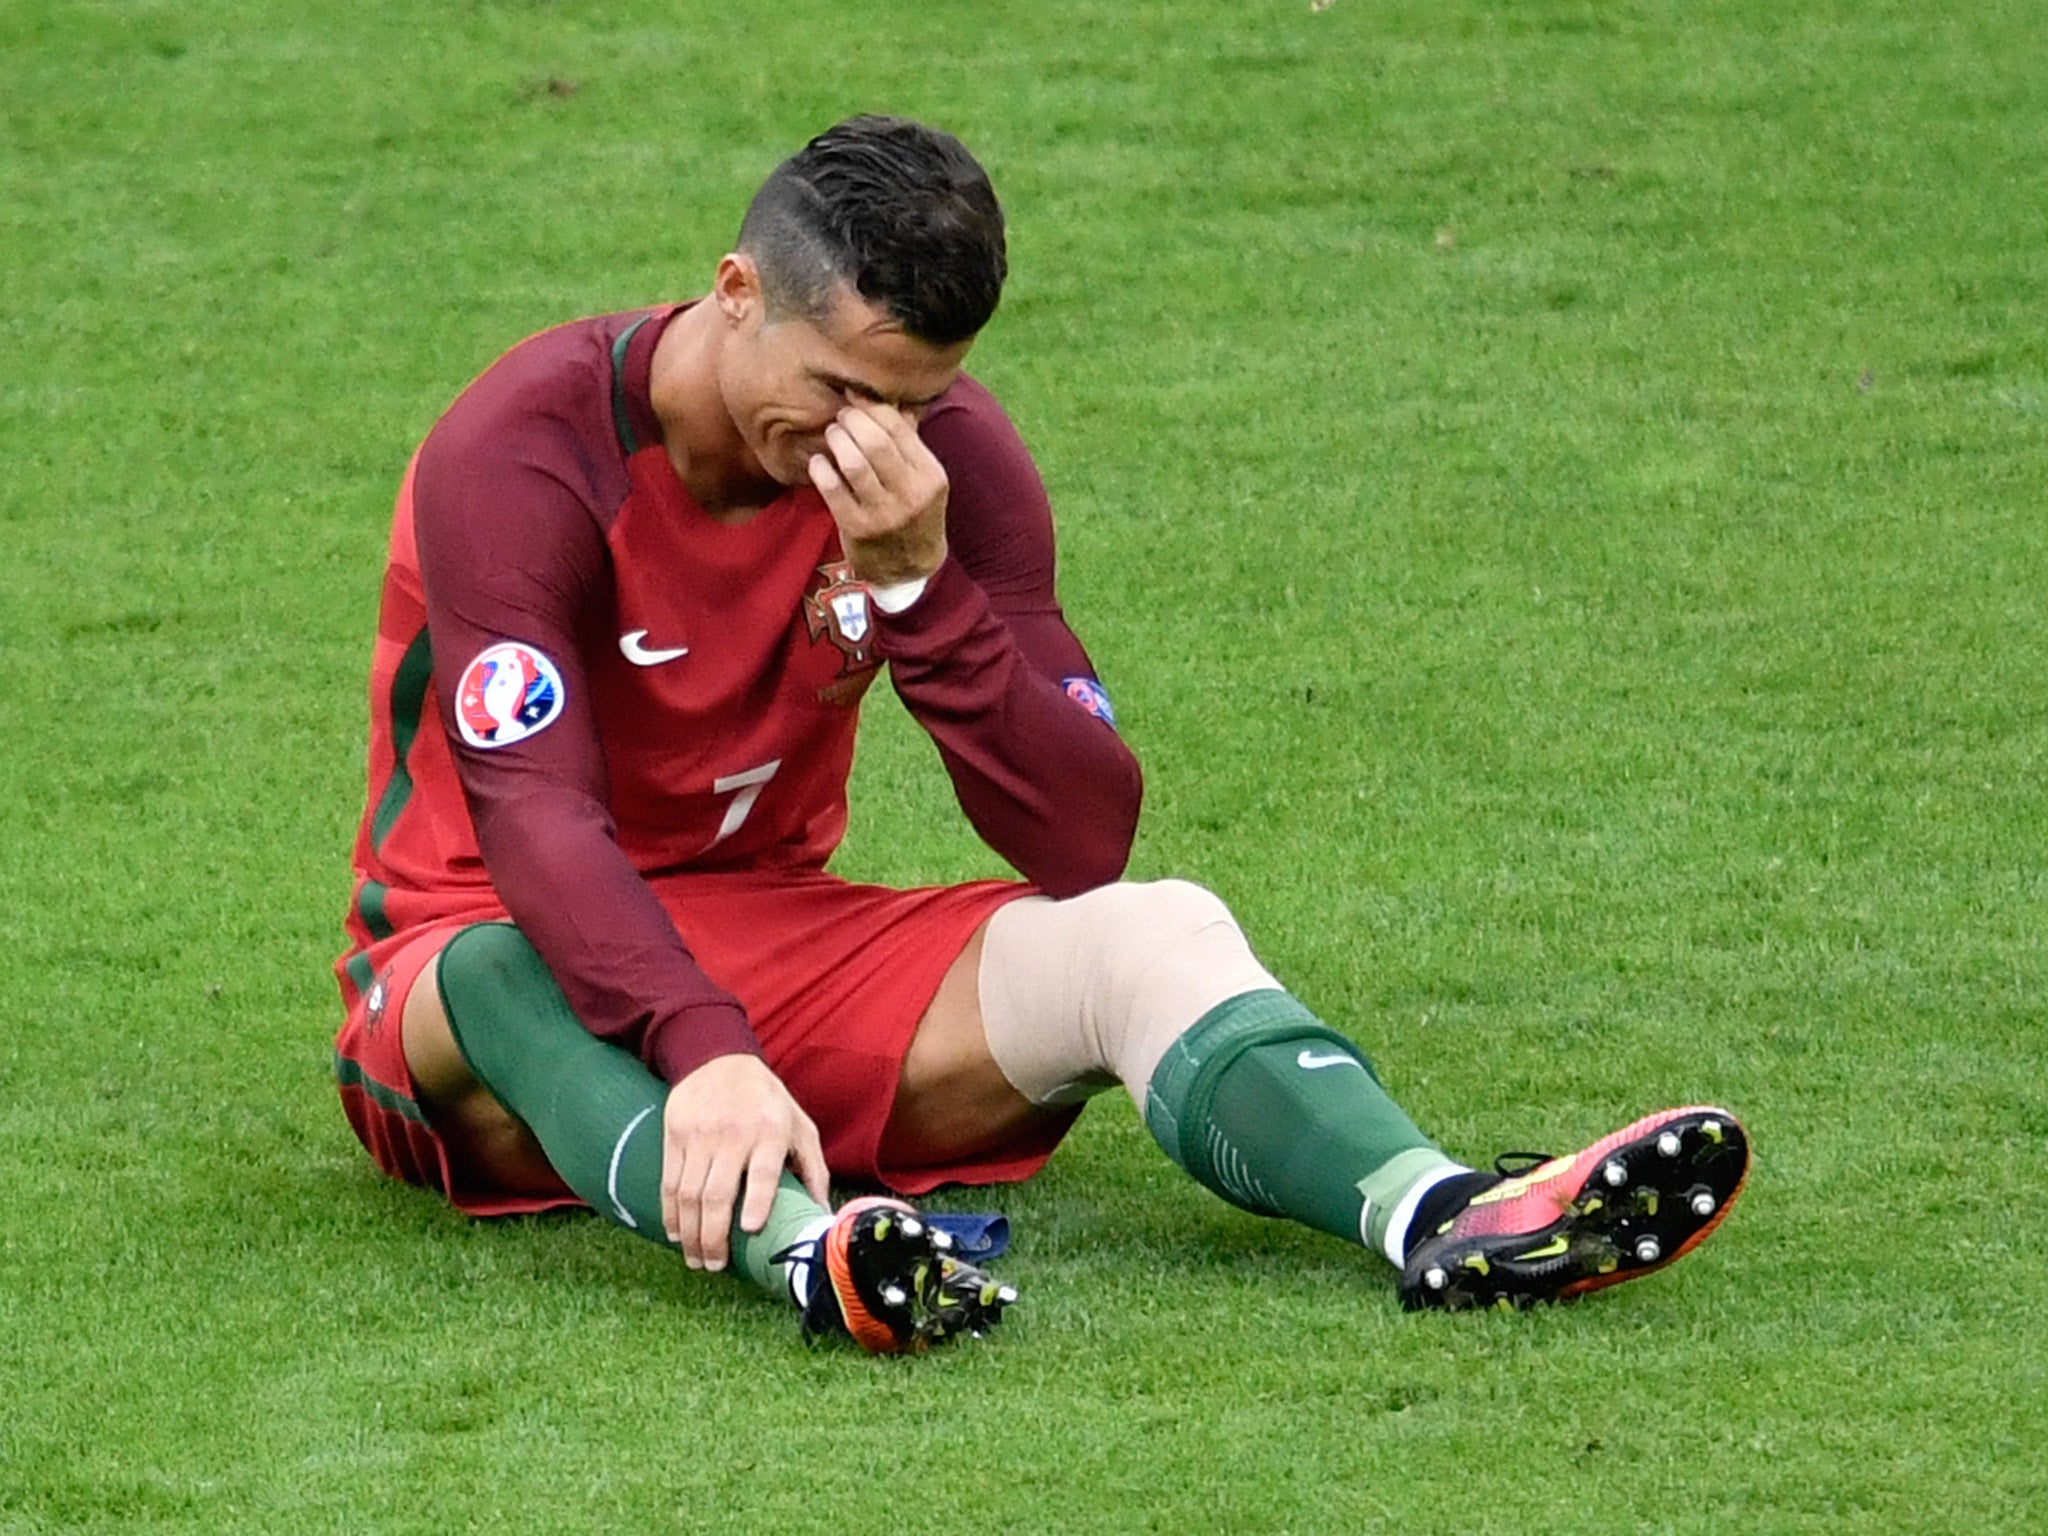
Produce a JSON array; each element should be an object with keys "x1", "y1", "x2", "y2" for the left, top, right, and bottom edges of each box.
[{"x1": 978, "y1": 879, "x2": 1282, "y2": 1106}]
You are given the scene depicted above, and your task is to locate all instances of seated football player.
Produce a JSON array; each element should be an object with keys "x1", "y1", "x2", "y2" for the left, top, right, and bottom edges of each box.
[{"x1": 332, "y1": 115, "x2": 1750, "y2": 1353}]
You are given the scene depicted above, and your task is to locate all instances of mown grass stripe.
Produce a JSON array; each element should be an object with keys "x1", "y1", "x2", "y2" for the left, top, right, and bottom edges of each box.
[{"x1": 369, "y1": 628, "x2": 434, "y2": 851}]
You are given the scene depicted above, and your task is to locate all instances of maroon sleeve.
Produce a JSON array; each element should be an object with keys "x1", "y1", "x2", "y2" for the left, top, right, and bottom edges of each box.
[
  {"x1": 411, "y1": 346, "x2": 761, "y2": 1085},
  {"x1": 879, "y1": 378, "x2": 1143, "y2": 896}
]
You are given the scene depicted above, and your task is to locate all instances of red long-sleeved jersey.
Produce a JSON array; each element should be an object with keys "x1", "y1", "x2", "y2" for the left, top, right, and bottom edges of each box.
[{"x1": 340, "y1": 305, "x2": 1142, "y2": 1084}]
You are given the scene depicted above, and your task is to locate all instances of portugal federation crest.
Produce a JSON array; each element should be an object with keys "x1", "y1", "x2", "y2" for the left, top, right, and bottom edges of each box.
[
  {"x1": 803, "y1": 561, "x2": 878, "y2": 672},
  {"x1": 362, "y1": 967, "x2": 394, "y2": 1037}
]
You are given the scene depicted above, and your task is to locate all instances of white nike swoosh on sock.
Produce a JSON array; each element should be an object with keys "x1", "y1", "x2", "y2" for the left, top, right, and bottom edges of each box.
[
  {"x1": 1297, "y1": 1049, "x2": 1365, "y2": 1071},
  {"x1": 607, "y1": 1105, "x2": 657, "y2": 1228}
]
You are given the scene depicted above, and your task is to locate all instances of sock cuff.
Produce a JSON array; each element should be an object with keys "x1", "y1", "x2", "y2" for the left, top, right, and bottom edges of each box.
[
  {"x1": 1142, "y1": 989, "x2": 1376, "y2": 1182},
  {"x1": 780, "y1": 1212, "x2": 836, "y2": 1309},
  {"x1": 1369, "y1": 1154, "x2": 1467, "y2": 1264}
]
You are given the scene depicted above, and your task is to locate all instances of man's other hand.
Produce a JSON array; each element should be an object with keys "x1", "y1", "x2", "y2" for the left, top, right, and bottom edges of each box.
[
  {"x1": 808, "y1": 402, "x2": 949, "y2": 586},
  {"x1": 661, "y1": 1054, "x2": 830, "y2": 1271}
]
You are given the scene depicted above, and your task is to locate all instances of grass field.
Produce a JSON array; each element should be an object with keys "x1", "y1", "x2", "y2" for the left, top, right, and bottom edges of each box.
[{"x1": 4, "y1": 0, "x2": 2046, "y2": 1530}]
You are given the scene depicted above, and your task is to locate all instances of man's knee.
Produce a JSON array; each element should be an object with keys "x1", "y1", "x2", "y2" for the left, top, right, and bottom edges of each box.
[
  {"x1": 1125, "y1": 879, "x2": 1244, "y2": 949},
  {"x1": 401, "y1": 953, "x2": 471, "y2": 1106},
  {"x1": 421, "y1": 922, "x2": 555, "y2": 1084},
  {"x1": 1075, "y1": 878, "x2": 1240, "y2": 945},
  {"x1": 400, "y1": 928, "x2": 565, "y2": 1196},
  {"x1": 978, "y1": 879, "x2": 1282, "y2": 1106}
]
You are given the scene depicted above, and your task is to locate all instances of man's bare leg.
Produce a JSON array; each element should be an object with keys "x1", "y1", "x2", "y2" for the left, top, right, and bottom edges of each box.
[
  {"x1": 394, "y1": 924, "x2": 1013, "y2": 1350},
  {"x1": 880, "y1": 886, "x2": 1474, "y2": 1260},
  {"x1": 883, "y1": 881, "x2": 1751, "y2": 1311},
  {"x1": 880, "y1": 921, "x2": 1055, "y2": 1168},
  {"x1": 406, "y1": 896, "x2": 1483, "y2": 1289},
  {"x1": 402, "y1": 952, "x2": 569, "y2": 1200},
  {"x1": 398, "y1": 925, "x2": 826, "y2": 1282}
]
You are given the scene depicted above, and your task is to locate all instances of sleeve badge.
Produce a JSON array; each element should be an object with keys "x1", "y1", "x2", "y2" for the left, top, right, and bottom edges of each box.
[
  {"x1": 1061, "y1": 675, "x2": 1118, "y2": 729},
  {"x1": 456, "y1": 642, "x2": 566, "y2": 749}
]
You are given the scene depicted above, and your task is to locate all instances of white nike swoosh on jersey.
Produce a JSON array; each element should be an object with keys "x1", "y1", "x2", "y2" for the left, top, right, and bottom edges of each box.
[
  {"x1": 1297, "y1": 1049, "x2": 1365, "y2": 1072},
  {"x1": 620, "y1": 630, "x2": 689, "y2": 666}
]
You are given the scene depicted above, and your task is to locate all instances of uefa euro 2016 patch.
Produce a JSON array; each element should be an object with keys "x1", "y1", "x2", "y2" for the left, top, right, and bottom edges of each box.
[
  {"x1": 456, "y1": 641, "x2": 566, "y2": 748},
  {"x1": 1061, "y1": 675, "x2": 1117, "y2": 728}
]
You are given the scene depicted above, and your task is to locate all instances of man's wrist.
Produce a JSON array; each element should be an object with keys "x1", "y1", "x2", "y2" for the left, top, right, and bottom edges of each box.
[
  {"x1": 649, "y1": 1002, "x2": 763, "y2": 1085},
  {"x1": 868, "y1": 574, "x2": 930, "y2": 613}
]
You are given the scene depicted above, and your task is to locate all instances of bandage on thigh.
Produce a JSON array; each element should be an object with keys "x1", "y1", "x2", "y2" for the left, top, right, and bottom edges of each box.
[{"x1": 976, "y1": 880, "x2": 1281, "y2": 1106}]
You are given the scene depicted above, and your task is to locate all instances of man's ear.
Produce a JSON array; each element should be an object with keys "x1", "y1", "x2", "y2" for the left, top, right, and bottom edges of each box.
[{"x1": 714, "y1": 253, "x2": 762, "y2": 327}]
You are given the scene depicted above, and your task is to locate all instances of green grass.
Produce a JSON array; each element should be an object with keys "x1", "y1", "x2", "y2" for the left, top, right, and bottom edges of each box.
[{"x1": 4, "y1": 0, "x2": 2046, "y2": 1530}]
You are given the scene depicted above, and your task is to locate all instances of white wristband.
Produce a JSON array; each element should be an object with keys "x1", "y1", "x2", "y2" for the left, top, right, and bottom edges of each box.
[{"x1": 868, "y1": 575, "x2": 930, "y2": 614}]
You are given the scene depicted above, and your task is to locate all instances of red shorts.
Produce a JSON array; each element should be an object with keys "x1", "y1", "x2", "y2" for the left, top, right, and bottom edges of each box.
[{"x1": 333, "y1": 869, "x2": 1072, "y2": 1215}]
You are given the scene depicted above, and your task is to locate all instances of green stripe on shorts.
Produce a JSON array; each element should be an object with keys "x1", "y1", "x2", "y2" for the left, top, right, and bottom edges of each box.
[
  {"x1": 357, "y1": 879, "x2": 393, "y2": 942},
  {"x1": 343, "y1": 950, "x2": 375, "y2": 999},
  {"x1": 333, "y1": 1049, "x2": 426, "y2": 1125}
]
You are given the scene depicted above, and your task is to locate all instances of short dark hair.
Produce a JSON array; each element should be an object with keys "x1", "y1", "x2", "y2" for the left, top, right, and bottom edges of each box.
[{"x1": 736, "y1": 115, "x2": 1007, "y2": 347}]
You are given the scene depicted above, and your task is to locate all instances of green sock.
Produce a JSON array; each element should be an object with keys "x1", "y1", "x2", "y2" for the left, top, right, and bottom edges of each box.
[
  {"x1": 435, "y1": 923, "x2": 830, "y2": 1300},
  {"x1": 1143, "y1": 989, "x2": 1463, "y2": 1256}
]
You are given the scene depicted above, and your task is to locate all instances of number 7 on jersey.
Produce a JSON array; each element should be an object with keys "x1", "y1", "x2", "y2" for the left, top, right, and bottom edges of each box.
[{"x1": 706, "y1": 759, "x2": 781, "y2": 850}]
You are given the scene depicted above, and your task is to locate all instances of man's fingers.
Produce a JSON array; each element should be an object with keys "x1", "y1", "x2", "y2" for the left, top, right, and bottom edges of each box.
[
  {"x1": 837, "y1": 407, "x2": 942, "y2": 501},
  {"x1": 660, "y1": 1060, "x2": 834, "y2": 1276},
  {"x1": 868, "y1": 400, "x2": 914, "y2": 439},
  {"x1": 669, "y1": 1145, "x2": 704, "y2": 1267},
  {"x1": 823, "y1": 421, "x2": 886, "y2": 500},
  {"x1": 833, "y1": 408, "x2": 908, "y2": 481},
  {"x1": 808, "y1": 451, "x2": 844, "y2": 494},
  {"x1": 738, "y1": 1142, "x2": 784, "y2": 1236},
  {"x1": 808, "y1": 452, "x2": 863, "y2": 522},
  {"x1": 792, "y1": 1121, "x2": 831, "y2": 1211},
  {"x1": 695, "y1": 1151, "x2": 743, "y2": 1273},
  {"x1": 813, "y1": 404, "x2": 948, "y2": 591},
  {"x1": 870, "y1": 402, "x2": 936, "y2": 466},
  {"x1": 846, "y1": 399, "x2": 920, "y2": 451},
  {"x1": 810, "y1": 449, "x2": 872, "y2": 519}
]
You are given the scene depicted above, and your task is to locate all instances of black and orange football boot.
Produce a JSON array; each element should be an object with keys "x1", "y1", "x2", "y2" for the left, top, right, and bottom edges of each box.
[
  {"x1": 1400, "y1": 1106, "x2": 1751, "y2": 1311},
  {"x1": 778, "y1": 1197, "x2": 1017, "y2": 1353}
]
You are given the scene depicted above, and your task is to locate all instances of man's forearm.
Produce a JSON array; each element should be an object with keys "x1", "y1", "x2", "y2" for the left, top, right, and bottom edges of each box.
[
  {"x1": 878, "y1": 557, "x2": 1143, "y2": 895},
  {"x1": 470, "y1": 782, "x2": 762, "y2": 1081}
]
